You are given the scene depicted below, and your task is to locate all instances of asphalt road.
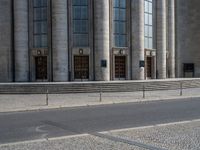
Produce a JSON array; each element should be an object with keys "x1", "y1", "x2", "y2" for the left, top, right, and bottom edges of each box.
[{"x1": 0, "y1": 97, "x2": 200, "y2": 144}]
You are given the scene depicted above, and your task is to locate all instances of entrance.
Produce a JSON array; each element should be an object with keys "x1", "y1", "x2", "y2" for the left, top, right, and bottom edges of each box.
[
  {"x1": 35, "y1": 56, "x2": 47, "y2": 80},
  {"x1": 115, "y1": 56, "x2": 126, "y2": 79},
  {"x1": 74, "y1": 56, "x2": 89, "y2": 80},
  {"x1": 146, "y1": 57, "x2": 152, "y2": 78}
]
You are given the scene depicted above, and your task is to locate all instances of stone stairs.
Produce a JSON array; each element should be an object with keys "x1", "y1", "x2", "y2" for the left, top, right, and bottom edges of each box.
[{"x1": 0, "y1": 79, "x2": 200, "y2": 94}]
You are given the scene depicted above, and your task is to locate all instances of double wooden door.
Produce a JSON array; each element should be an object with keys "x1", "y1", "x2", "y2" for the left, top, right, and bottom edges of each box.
[
  {"x1": 35, "y1": 56, "x2": 47, "y2": 80},
  {"x1": 115, "y1": 56, "x2": 126, "y2": 79},
  {"x1": 74, "y1": 56, "x2": 89, "y2": 80}
]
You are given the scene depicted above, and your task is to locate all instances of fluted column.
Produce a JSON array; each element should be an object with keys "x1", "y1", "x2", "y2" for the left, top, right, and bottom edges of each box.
[
  {"x1": 131, "y1": 0, "x2": 145, "y2": 80},
  {"x1": 94, "y1": 0, "x2": 110, "y2": 81},
  {"x1": 52, "y1": 0, "x2": 68, "y2": 81},
  {"x1": 14, "y1": 0, "x2": 29, "y2": 82},
  {"x1": 157, "y1": 0, "x2": 167, "y2": 79},
  {"x1": 168, "y1": 0, "x2": 175, "y2": 78}
]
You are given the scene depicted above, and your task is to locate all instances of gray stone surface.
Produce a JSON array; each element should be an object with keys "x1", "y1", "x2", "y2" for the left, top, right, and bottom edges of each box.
[
  {"x1": 131, "y1": 0, "x2": 145, "y2": 80},
  {"x1": 52, "y1": 0, "x2": 69, "y2": 82},
  {"x1": 168, "y1": 0, "x2": 175, "y2": 78},
  {"x1": 157, "y1": 0, "x2": 167, "y2": 79},
  {"x1": 176, "y1": 0, "x2": 200, "y2": 78},
  {"x1": 109, "y1": 120, "x2": 200, "y2": 150},
  {"x1": 94, "y1": 0, "x2": 110, "y2": 81},
  {"x1": 14, "y1": 0, "x2": 29, "y2": 82},
  {"x1": 0, "y1": 135, "x2": 144, "y2": 150},
  {"x1": 176, "y1": 0, "x2": 187, "y2": 78},
  {"x1": 0, "y1": 0, "x2": 12, "y2": 82}
]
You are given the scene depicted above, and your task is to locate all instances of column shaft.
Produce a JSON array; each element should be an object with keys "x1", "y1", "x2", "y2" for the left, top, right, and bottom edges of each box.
[
  {"x1": 52, "y1": 0, "x2": 68, "y2": 81},
  {"x1": 14, "y1": 0, "x2": 29, "y2": 82},
  {"x1": 94, "y1": 0, "x2": 110, "y2": 81},
  {"x1": 168, "y1": 0, "x2": 175, "y2": 78},
  {"x1": 131, "y1": 0, "x2": 145, "y2": 80},
  {"x1": 157, "y1": 0, "x2": 167, "y2": 79}
]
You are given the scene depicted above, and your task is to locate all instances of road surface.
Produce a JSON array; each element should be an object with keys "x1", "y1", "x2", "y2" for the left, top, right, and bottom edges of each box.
[{"x1": 0, "y1": 97, "x2": 200, "y2": 144}]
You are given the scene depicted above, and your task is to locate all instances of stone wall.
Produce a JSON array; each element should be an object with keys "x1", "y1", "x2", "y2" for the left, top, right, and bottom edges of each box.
[
  {"x1": 0, "y1": 0, "x2": 13, "y2": 82},
  {"x1": 176, "y1": 0, "x2": 200, "y2": 77}
]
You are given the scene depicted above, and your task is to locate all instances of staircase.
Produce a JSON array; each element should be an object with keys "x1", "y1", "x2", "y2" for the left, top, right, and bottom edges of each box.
[{"x1": 0, "y1": 79, "x2": 200, "y2": 94}]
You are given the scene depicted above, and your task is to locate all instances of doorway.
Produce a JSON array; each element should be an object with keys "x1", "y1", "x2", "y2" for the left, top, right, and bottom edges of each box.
[
  {"x1": 35, "y1": 56, "x2": 47, "y2": 80},
  {"x1": 115, "y1": 56, "x2": 126, "y2": 79},
  {"x1": 74, "y1": 56, "x2": 89, "y2": 80},
  {"x1": 146, "y1": 56, "x2": 152, "y2": 79}
]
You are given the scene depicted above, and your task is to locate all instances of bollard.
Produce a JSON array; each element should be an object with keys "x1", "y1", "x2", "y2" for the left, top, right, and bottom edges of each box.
[
  {"x1": 46, "y1": 89, "x2": 49, "y2": 105},
  {"x1": 143, "y1": 85, "x2": 145, "y2": 99},
  {"x1": 99, "y1": 86, "x2": 102, "y2": 102},
  {"x1": 180, "y1": 82, "x2": 183, "y2": 96}
]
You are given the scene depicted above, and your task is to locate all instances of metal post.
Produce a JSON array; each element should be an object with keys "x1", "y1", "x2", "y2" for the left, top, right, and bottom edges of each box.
[
  {"x1": 180, "y1": 82, "x2": 183, "y2": 96},
  {"x1": 143, "y1": 84, "x2": 145, "y2": 98},
  {"x1": 100, "y1": 86, "x2": 102, "y2": 102},
  {"x1": 46, "y1": 89, "x2": 49, "y2": 105}
]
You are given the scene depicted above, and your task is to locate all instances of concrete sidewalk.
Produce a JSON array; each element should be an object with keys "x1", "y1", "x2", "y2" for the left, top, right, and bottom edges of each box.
[{"x1": 0, "y1": 88, "x2": 200, "y2": 113}]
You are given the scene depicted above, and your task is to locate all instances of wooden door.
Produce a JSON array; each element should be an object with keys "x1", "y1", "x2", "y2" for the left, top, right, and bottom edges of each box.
[
  {"x1": 35, "y1": 56, "x2": 47, "y2": 80},
  {"x1": 115, "y1": 56, "x2": 126, "y2": 79},
  {"x1": 74, "y1": 56, "x2": 89, "y2": 80},
  {"x1": 146, "y1": 57, "x2": 152, "y2": 78}
]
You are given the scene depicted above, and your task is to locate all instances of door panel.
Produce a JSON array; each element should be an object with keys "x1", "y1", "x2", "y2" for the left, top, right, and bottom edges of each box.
[
  {"x1": 146, "y1": 57, "x2": 152, "y2": 78},
  {"x1": 35, "y1": 56, "x2": 47, "y2": 80},
  {"x1": 115, "y1": 56, "x2": 126, "y2": 79},
  {"x1": 74, "y1": 56, "x2": 89, "y2": 80}
]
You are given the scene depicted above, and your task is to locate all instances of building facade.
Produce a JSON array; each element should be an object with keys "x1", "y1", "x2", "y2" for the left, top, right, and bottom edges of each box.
[
  {"x1": 0, "y1": 0, "x2": 198, "y2": 82},
  {"x1": 176, "y1": 0, "x2": 200, "y2": 78}
]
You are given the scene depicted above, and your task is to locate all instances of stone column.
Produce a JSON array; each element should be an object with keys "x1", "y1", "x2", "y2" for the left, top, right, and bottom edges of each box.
[
  {"x1": 0, "y1": 0, "x2": 13, "y2": 82},
  {"x1": 157, "y1": 0, "x2": 167, "y2": 79},
  {"x1": 52, "y1": 0, "x2": 68, "y2": 81},
  {"x1": 14, "y1": 0, "x2": 29, "y2": 82},
  {"x1": 168, "y1": 0, "x2": 175, "y2": 78},
  {"x1": 131, "y1": 0, "x2": 145, "y2": 80},
  {"x1": 94, "y1": 0, "x2": 110, "y2": 81}
]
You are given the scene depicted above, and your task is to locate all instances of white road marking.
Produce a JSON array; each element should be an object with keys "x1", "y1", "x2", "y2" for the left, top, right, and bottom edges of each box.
[
  {"x1": 35, "y1": 125, "x2": 48, "y2": 139},
  {"x1": 100, "y1": 119, "x2": 200, "y2": 134},
  {"x1": 0, "y1": 134, "x2": 89, "y2": 147},
  {"x1": 47, "y1": 134, "x2": 89, "y2": 141},
  {"x1": 0, "y1": 139, "x2": 47, "y2": 147}
]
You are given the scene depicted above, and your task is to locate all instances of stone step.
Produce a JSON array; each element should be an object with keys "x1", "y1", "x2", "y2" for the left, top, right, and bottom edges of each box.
[{"x1": 0, "y1": 79, "x2": 200, "y2": 94}]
